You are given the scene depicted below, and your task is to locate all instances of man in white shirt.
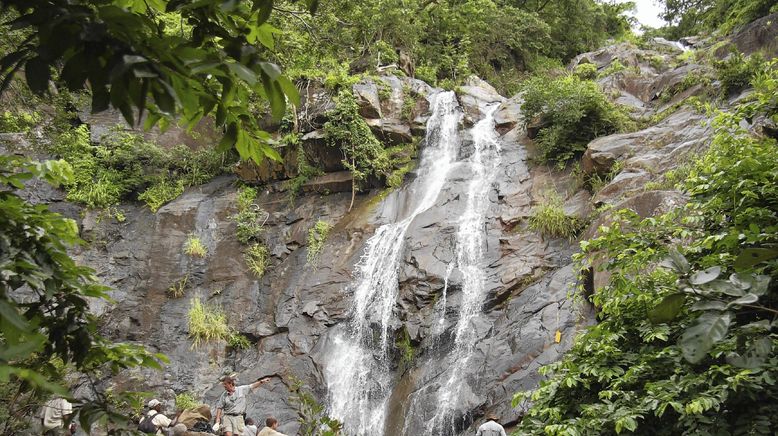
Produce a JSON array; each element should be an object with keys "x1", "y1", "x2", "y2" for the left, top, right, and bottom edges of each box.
[
  {"x1": 214, "y1": 376, "x2": 272, "y2": 436},
  {"x1": 244, "y1": 417, "x2": 259, "y2": 436},
  {"x1": 476, "y1": 414, "x2": 507, "y2": 436},
  {"x1": 140, "y1": 399, "x2": 173, "y2": 435},
  {"x1": 42, "y1": 397, "x2": 73, "y2": 435}
]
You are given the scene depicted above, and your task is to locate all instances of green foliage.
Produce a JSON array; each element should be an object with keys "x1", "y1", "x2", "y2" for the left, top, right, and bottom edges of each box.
[
  {"x1": 183, "y1": 235, "x2": 207, "y2": 258},
  {"x1": 401, "y1": 86, "x2": 417, "y2": 121},
  {"x1": 227, "y1": 333, "x2": 252, "y2": 350},
  {"x1": 244, "y1": 243, "x2": 270, "y2": 278},
  {"x1": 521, "y1": 75, "x2": 628, "y2": 164},
  {"x1": 573, "y1": 63, "x2": 598, "y2": 81},
  {"x1": 0, "y1": 109, "x2": 40, "y2": 133},
  {"x1": 271, "y1": 0, "x2": 632, "y2": 95},
  {"x1": 175, "y1": 392, "x2": 199, "y2": 411},
  {"x1": 47, "y1": 125, "x2": 232, "y2": 210},
  {"x1": 516, "y1": 60, "x2": 778, "y2": 436},
  {"x1": 0, "y1": 155, "x2": 167, "y2": 432},
  {"x1": 187, "y1": 297, "x2": 230, "y2": 348},
  {"x1": 233, "y1": 186, "x2": 266, "y2": 244},
  {"x1": 396, "y1": 329, "x2": 415, "y2": 371},
  {"x1": 168, "y1": 274, "x2": 189, "y2": 299},
  {"x1": 714, "y1": 52, "x2": 764, "y2": 96},
  {"x1": 138, "y1": 178, "x2": 185, "y2": 212},
  {"x1": 307, "y1": 220, "x2": 333, "y2": 264},
  {"x1": 325, "y1": 91, "x2": 390, "y2": 186},
  {"x1": 528, "y1": 193, "x2": 582, "y2": 240},
  {"x1": 289, "y1": 376, "x2": 344, "y2": 436},
  {"x1": 0, "y1": 0, "x2": 309, "y2": 164},
  {"x1": 597, "y1": 59, "x2": 628, "y2": 79},
  {"x1": 658, "y1": 0, "x2": 777, "y2": 39}
]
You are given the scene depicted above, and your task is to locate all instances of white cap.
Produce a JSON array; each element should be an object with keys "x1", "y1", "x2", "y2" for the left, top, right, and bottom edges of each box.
[{"x1": 147, "y1": 399, "x2": 161, "y2": 408}]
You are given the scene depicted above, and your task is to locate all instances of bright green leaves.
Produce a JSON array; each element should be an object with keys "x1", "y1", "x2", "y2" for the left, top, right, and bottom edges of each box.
[
  {"x1": 0, "y1": 0, "x2": 308, "y2": 164},
  {"x1": 679, "y1": 312, "x2": 733, "y2": 363},
  {"x1": 655, "y1": 249, "x2": 773, "y2": 364}
]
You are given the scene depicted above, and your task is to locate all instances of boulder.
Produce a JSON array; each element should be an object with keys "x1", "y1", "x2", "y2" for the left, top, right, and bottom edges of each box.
[
  {"x1": 582, "y1": 107, "x2": 711, "y2": 175},
  {"x1": 493, "y1": 96, "x2": 523, "y2": 135},
  {"x1": 353, "y1": 81, "x2": 383, "y2": 119},
  {"x1": 715, "y1": 12, "x2": 778, "y2": 59},
  {"x1": 458, "y1": 76, "x2": 505, "y2": 124}
]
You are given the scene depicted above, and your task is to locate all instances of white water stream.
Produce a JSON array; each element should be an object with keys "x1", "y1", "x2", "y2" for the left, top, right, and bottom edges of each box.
[
  {"x1": 325, "y1": 92, "x2": 462, "y2": 436},
  {"x1": 426, "y1": 104, "x2": 502, "y2": 435}
]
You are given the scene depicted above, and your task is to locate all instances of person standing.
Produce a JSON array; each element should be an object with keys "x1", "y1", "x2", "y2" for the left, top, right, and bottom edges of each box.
[
  {"x1": 257, "y1": 417, "x2": 287, "y2": 436},
  {"x1": 140, "y1": 399, "x2": 173, "y2": 435},
  {"x1": 42, "y1": 397, "x2": 74, "y2": 435},
  {"x1": 214, "y1": 376, "x2": 271, "y2": 436},
  {"x1": 476, "y1": 414, "x2": 507, "y2": 436}
]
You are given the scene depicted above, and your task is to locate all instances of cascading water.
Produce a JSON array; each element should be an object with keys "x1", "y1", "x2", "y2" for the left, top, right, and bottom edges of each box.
[
  {"x1": 423, "y1": 103, "x2": 503, "y2": 435},
  {"x1": 325, "y1": 92, "x2": 462, "y2": 436}
]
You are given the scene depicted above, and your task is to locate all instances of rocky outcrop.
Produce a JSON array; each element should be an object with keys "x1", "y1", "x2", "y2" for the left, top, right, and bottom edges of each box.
[
  {"x1": 715, "y1": 12, "x2": 778, "y2": 59},
  {"x1": 582, "y1": 107, "x2": 711, "y2": 176}
]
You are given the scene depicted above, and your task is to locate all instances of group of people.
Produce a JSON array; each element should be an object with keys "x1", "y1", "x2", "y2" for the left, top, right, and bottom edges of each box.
[
  {"x1": 41, "y1": 373, "x2": 508, "y2": 435},
  {"x1": 138, "y1": 375, "x2": 287, "y2": 436}
]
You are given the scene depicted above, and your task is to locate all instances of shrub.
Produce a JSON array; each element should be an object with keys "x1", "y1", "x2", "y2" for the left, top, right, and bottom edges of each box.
[
  {"x1": 233, "y1": 186, "x2": 266, "y2": 244},
  {"x1": 184, "y1": 235, "x2": 207, "y2": 258},
  {"x1": 46, "y1": 125, "x2": 233, "y2": 210},
  {"x1": 175, "y1": 392, "x2": 199, "y2": 411},
  {"x1": 521, "y1": 75, "x2": 628, "y2": 164},
  {"x1": 528, "y1": 194, "x2": 582, "y2": 239},
  {"x1": 307, "y1": 220, "x2": 332, "y2": 264},
  {"x1": 138, "y1": 178, "x2": 185, "y2": 212},
  {"x1": 324, "y1": 91, "x2": 390, "y2": 186},
  {"x1": 573, "y1": 63, "x2": 598, "y2": 80},
  {"x1": 0, "y1": 110, "x2": 40, "y2": 133},
  {"x1": 168, "y1": 275, "x2": 189, "y2": 298},
  {"x1": 596, "y1": 59, "x2": 627, "y2": 79},
  {"x1": 715, "y1": 52, "x2": 764, "y2": 96},
  {"x1": 187, "y1": 297, "x2": 230, "y2": 348},
  {"x1": 227, "y1": 333, "x2": 252, "y2": 350},
  {"x1": 244, "y1": 242, "x2": 269, "y2": 277}
]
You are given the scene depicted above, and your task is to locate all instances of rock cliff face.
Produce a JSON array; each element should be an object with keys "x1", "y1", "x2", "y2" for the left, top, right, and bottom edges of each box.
[{"x1": 14, "y1": 30, "x2": 760, "y2": 434}]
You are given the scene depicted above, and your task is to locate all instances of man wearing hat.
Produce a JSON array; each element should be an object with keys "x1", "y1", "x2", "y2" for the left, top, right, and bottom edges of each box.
[
  {"x1": 140, "y1": 399, "x2": 173, "y2": 435},
  {"x1": 476, "y1": 413, "x2": 507, "y2": 436},
  {"x1": 214, "y1": 376, "x2": 271, "y2": 436}
]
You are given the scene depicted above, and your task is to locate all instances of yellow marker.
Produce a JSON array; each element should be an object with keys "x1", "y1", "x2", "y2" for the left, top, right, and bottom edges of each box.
[{"x1": 555, "y1": 330, "x2": 562, "y2": 343}]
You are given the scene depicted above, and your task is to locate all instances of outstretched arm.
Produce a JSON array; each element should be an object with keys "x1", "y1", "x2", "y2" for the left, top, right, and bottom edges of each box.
[{"x1": 249, "y1": 377, "x2": 272, "y2": 390}]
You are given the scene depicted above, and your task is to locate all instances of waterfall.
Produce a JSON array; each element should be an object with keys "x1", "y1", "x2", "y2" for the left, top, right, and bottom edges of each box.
[
  {"x1": 325, "y1": 92, "x2": 462, "y2": 436},
  {"x1": 425, "y1": 104, "x2": 503, "y2": 435}
]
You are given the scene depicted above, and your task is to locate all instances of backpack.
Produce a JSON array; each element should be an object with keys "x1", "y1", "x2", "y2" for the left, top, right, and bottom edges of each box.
[{"x1": 138, "y1": 411, "x2": 159, "y2": 434}]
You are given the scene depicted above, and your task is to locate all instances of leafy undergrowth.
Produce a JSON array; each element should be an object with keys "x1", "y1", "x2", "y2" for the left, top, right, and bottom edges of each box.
[
  {"x1": 515, "y1": 61, "x2": 778, "y2": 435},
  {"x1": 47, "y1": 125, "x2": 234, "y2": 211}
]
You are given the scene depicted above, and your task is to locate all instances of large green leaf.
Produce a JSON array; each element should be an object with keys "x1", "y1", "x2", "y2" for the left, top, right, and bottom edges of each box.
[
  {"x1": 689, "y1": 266, "x2": 721, "y2": 285},
  {"x1": 648, "y1": 294, "x2": 686, "y2": 324},
  {"x1": 734, "y1": 247, "x2": 778, "y2": 271},
  {"x1": 679, "y1": 311, "x2": 732, "y2": 363}
]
